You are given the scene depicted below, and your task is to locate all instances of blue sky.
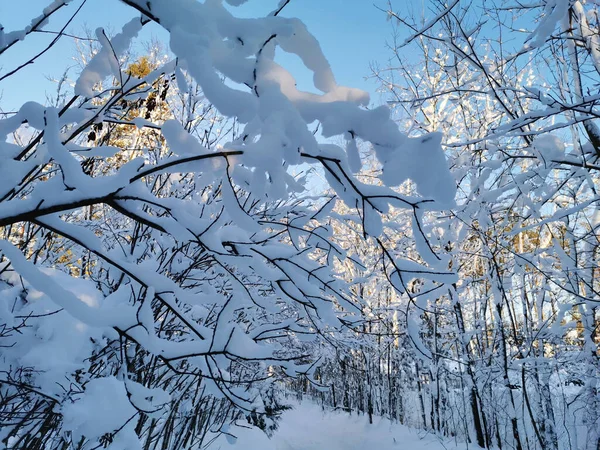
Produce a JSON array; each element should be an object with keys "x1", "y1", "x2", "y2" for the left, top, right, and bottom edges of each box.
[{"x1": 0, "y1": 0, "x2": 399, "y2": 111}]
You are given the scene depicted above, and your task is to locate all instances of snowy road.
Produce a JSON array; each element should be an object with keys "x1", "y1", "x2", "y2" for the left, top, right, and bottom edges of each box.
[
  {"x1": 212, "y1": 402, "x2": 468, "y2": 450},
  {"x1": 273, "y1": 403, "x2": 467, "y2": 450}
]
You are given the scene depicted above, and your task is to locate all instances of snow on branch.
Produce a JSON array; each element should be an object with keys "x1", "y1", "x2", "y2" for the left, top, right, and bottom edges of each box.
[{"x1": 0, "y1": 1, "x2": 456, "y2": 448}]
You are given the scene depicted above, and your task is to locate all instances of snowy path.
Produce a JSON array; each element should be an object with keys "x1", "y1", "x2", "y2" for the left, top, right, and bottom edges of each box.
[{"x1": 211, "y1": 402, "x2": 468, "y2": 450}]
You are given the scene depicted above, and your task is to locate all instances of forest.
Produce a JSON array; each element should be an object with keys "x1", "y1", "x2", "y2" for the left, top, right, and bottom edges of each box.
[{"x1": 0, "y1": 0, "x2": 598, "y2": 449}]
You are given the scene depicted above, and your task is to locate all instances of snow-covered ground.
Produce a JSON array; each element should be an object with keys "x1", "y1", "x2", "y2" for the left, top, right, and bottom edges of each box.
[{"x1": 211, "y1": 402, "x2": 469, "y2": 450}]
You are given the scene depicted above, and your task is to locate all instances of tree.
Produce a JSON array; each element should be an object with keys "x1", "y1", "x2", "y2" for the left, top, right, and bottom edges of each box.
[
  {"x1": 375, "y1": 0, "x2": 600, "y2": 448},
  {"x1": 0, "y1": 1, "x2": 456, "y2": 448}
]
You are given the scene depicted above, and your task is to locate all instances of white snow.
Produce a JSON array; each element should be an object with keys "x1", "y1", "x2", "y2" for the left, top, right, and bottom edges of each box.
[{"x1": 212, "y1": 401, "x2": 468, "y2": 450}]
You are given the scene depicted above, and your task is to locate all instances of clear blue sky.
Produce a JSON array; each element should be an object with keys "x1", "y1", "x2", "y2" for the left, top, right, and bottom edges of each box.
[{"x1": 0, "y1": 0, "x2": 400, "y2": 111}]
